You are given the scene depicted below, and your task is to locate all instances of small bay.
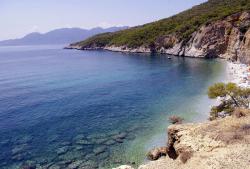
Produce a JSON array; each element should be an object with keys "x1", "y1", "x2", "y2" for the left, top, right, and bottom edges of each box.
[{"x1": 0, "y1": 45, "x2": 226, "y2": 168}]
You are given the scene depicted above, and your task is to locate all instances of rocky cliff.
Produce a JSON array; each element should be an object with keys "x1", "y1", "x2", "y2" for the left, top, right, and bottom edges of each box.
[
  {"x1": 68, "y1": 12, "x2": 250, "y2": 64},
  {"x1": 114, "y1": 110, "x2": 250, "y2": 169}
]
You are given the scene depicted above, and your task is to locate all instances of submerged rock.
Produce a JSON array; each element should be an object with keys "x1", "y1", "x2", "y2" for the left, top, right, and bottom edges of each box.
[
  {"x1": 147, "y1": 147, "x2": 168, "y2": 161},
  {"x1": 75, "y1": 139, "x2": 92, "y2": 145},
  {"x1": 97, "y1": 151, "x2": 109, "y2": 160},
  {"x1": 104, "y1": 139, "x2": 116, "y2": 145},
  {"x1": 56, "y1": 146, "x2": 69, "y2": 155},
  {"x1": 79, "y1": 160, "x2": 98, "y2": 169},
  {"x1": 60, "y1": 141, "x2": 71, "y2": 146},
  {"x1": 92, "y1": 138, "x2": 109, "y2": 144},
  {"x1": 74, "y1": 145, "x2": 84, "y2": 151},
  {"x1": 74, "y1": 134, "x2": 86, "y2": 140},
  {"x1": 112, "y1": 132, "x2": 127, "y2": 140},
  {"x1": 67, "y1": 160, "x2": 84, "y2": 169},
  {"x1": 93, "y1": 146, "x2": 106, "y2": 155}
]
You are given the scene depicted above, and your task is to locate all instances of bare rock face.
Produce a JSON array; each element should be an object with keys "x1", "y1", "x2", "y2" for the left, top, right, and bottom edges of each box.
[
  {"x1": 147, "y1": 147, "x2": 168, "y2": 161},
  {"x1": 157, "y1": 12, "x2": 250, "y2": 62},
  {"x1": 97, "y1": 12, "x2": 250, "y2": 64},
  {"x1": 138, "y1": 113, "x2": 250, "y2": 169}
]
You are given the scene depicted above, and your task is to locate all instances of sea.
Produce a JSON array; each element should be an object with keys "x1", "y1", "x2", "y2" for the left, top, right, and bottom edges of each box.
[{"x1": 0, "y1": 45, "x2": 227, "y2": 169}]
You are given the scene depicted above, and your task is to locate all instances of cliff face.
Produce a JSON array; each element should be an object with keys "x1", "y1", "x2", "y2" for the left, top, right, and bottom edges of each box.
[
  {"x1": 162, "y1": 11, "x2": 250, "y2": 63},
  {"x1": 69, "y1": 12, "x2": 250, "y2": 64}
]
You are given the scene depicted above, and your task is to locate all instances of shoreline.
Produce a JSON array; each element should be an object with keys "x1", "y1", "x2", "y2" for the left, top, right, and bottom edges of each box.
[
  {"x1": 113, "y1": 60, "x2": 250, "y2": 169},
  {"x1": 226, "y1": 61, "x2": 250, "y2": 88}
]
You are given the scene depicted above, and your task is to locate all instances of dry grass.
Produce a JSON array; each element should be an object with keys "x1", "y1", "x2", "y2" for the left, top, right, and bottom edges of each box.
[{"x1": 191, "y1": 109, "x2": 250, "y2": 145}]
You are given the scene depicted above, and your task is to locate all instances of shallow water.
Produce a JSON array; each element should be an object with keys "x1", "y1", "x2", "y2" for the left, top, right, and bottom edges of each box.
[{"x1": 0, "y1": 45, "x2": 226, "y2": 168}]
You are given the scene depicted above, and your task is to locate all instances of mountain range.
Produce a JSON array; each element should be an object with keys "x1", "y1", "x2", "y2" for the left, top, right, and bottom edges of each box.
[{"x1": 0, "y1": 26, "x2": 128, "y2": 46}]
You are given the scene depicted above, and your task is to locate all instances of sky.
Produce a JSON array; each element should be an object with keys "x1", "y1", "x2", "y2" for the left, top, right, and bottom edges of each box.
[{"x1": 0, "y1": 0, "x2": 207, "y2": 40}]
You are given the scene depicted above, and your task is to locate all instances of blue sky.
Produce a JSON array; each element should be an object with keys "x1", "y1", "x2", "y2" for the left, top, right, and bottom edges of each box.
[{"x1": 0, "y1": 0, "x2": 207, "y2": 40}]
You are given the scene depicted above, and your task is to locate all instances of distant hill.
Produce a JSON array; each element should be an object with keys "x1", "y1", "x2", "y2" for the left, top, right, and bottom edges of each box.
[
  {"x1": 0, "y1": 26, "x2": 128, "y2": 46},
  {"x1": 70, "y1": 0, "x2": 250, "y2": 64},
  {"x1": 74, "y1": 0, "x2": 250, "y2": 48}
]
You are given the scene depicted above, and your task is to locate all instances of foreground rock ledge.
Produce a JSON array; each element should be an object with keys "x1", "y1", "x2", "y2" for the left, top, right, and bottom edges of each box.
[{"x1": 115, "y1": 113, "x2": 250, "y2": 169}]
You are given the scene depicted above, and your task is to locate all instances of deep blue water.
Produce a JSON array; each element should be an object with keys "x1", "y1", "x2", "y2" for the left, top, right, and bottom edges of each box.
[{"x1": 0, "y1": 45, "x2": 226, "y2": 169}]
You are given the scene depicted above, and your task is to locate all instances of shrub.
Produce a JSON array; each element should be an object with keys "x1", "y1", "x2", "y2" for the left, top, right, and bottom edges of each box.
[
  {"x1": 208, "y1": 83, "x2": 250, "y2": 120},
  {"x1": 169, "y1": 115, "x2": 184, "y2": 124},
  {"x1": 179, "y1": 151, "x2": 193, "y2": 163}
]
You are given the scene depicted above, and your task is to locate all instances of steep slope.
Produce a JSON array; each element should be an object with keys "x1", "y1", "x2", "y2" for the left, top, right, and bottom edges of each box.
[
  {"x1": 0, "y1": 27, "x2": 128, "y2": 46},
  {"x1": 70, "y1": 0, "x2": 250, "y2": 64}
]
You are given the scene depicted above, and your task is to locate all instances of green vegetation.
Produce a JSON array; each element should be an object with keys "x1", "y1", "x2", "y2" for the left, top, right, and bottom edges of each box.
[
  {"x1": 75, "y1": 0, "x2": 250, "y2": 49},
  {"x1": 208, "y1": 82, "x2": 250, "y2": 120}
]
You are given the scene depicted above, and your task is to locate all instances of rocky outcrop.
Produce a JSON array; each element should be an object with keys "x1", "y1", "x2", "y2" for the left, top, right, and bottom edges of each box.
[
  {"x1": 68, "y1": 12, "x2": 250, "y2": 64},
  {"x1": 116, "y1": 111, "x2": 250, "y2": 169},
  {"x1": 159, "y1": 11, "x2": 250, "y2": 63},
  {"x1": 147, "y1": 147, "x2": 168, "y2": 161}
]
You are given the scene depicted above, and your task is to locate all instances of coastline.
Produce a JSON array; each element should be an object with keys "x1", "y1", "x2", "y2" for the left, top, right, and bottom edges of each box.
[
  {"x1": 113, "y1": 60, "x2": 250, "y2": 169},
  {"x1": 226, "y1": 61, "x2": 250, "y2": 88}
]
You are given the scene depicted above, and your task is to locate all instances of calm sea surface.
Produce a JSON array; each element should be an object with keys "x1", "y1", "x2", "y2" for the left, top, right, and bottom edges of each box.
[{"x1": 0, "y1": 45, "x2": 226, "y2": 168}]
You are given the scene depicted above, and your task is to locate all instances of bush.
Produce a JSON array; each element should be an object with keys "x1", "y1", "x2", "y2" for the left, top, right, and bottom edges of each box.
[
  {"x1": 169, "y1": 115, "x2": 184, "y2": 124},
  {"x1": 208, "y1": 83, "x2": 250, "y2": 120}
]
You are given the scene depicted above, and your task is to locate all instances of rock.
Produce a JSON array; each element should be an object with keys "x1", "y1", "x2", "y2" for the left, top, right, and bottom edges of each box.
[
  {"x1": 67, "y1": 160, "x2": 83, "y2": 169},
  {"x1": 56, "y1": 146, "x2": 69, "y2": 155},
  {"x1": 147, "y1": 147, "x2": 168, "y2": 161},
  {"x1": 104, "y1": 139, "x2": 116, "y2": 145},
  {"x1": 97, "y1": 151, "x2": 109, "y2": 160},
  {"x1": 75, "y1": 139, "x2": 92, "y2": 145},
  {"x1": 79, "y1": 160, "x2": 98, "y2": 169},
  {"x1": 114, "y1": 138, "x2": 123, "y2": 143},
  {"x1": 60, "y1": 141, "x2": 71, "y2": 146},
  {"x1": 48, "y1": 164, "x2": 61, "y2": 169},
  {"x1": 93, "y1": 146, "x2": 106, "y2": 155},
  {"x1": 87, "y1": 133, "x2": 107, "y2": 140},
  {"x1": 112, "y1": 132, "x2": 127, "y2": 140},
  {"x1": 74, "y1": 145, "x2": 84, "y2": 151},
  {"x1": 112, "y1": 165, "x2": 134, "y2": 169},
  {"x1": 84, "y1": 153, "x2": 95, "y2": 160},
  {"x1": 74, "y1": 134, "x2": 85, "y2": 140},
  {"x1": 57, "y1": 159, "x2": 73, "y2": 166},
  {"x1": 58, "y1": 150, "x2": 84, "y2": 161},
  {"x1": 92, "y1": 138, "x2": 109, "y2": 144}
]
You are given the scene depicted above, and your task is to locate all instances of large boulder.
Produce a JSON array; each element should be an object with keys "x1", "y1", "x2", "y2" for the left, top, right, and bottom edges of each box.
[{"x1": 147, "y1": 147, "x2": 168, "y2": 161}]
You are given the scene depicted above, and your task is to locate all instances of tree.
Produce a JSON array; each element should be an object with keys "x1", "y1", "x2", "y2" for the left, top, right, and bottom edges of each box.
[{"x1": 208, "y1": 82, "x2": 250, "y2": 120}]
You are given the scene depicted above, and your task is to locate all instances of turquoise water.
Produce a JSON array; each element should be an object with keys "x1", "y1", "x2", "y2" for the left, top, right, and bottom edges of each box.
[{"x1": 0, "y1": 45, "x2": 226, "y2": 168}]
